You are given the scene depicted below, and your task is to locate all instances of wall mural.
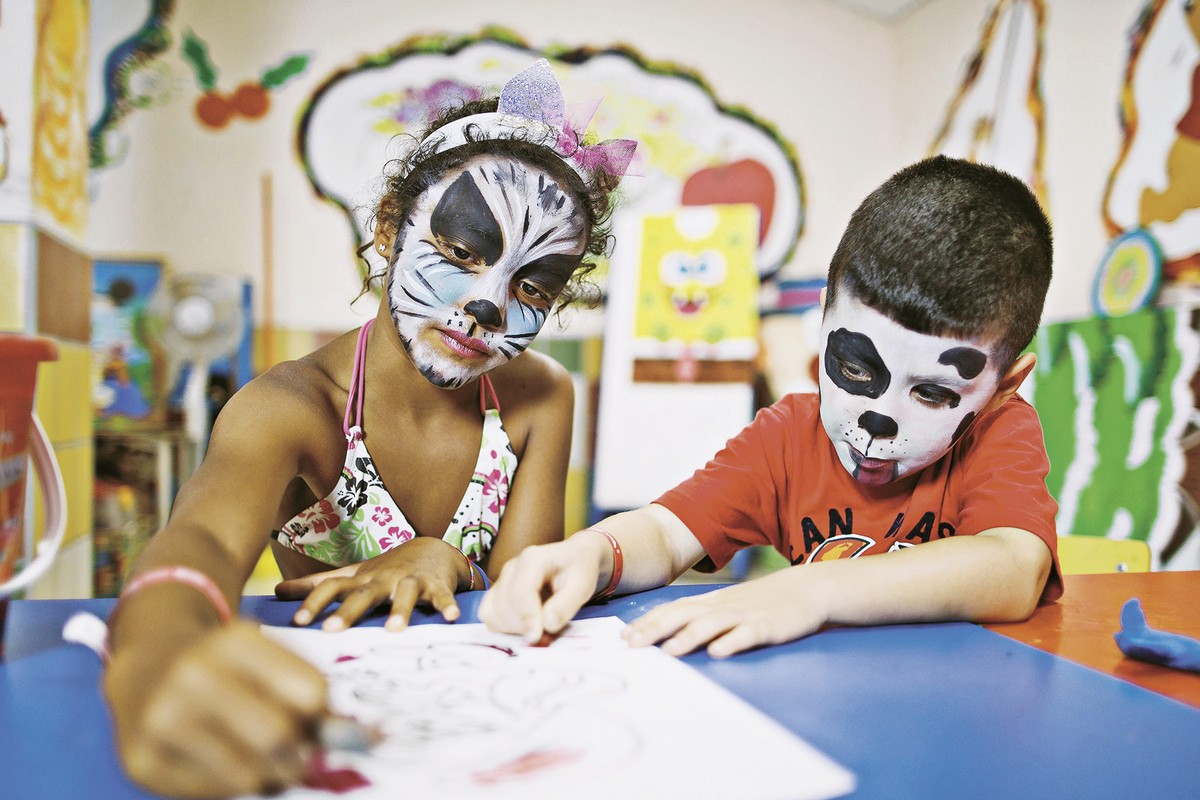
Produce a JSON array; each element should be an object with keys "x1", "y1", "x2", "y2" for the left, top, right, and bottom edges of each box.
[
  {"x1": 32, "y1": 0, "x2": 90, "y2": 239},
  {"x1": 1024, "y1": 308, "x2": 1199, "y2": 567},
  {"x1": 181, "y1": 30, "x2": 309, "y2": 131},
  {"x1": 1103, "y1": 0, "x2": 1200, "y2": 285},
  {"x1": 930, "y1": 0, "x2": 1047, "y2": 206},
  {"x1": 87, "y1": 0, "x2": 309, "y2": 172},
  {"x1": 297, "y1": 28, "x2": 805, "y2": 291},
  {"x1": 88, "y1": 0, "x2": 176, "y2": 170}
]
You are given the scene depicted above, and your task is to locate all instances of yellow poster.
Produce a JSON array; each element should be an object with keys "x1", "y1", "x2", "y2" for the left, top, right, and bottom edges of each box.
[
  {"x1": 634, "y1": 204, "x2": 759, "y2": 354},
  {"x1": 32, "y1": 0, "x2": 89, "y2": 240}
]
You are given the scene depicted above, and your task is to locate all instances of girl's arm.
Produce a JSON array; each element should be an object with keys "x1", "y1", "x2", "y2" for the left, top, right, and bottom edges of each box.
[
  {"x1": 482, "y1": 350, "x2": 577, "y2": 578},
  {"x1": 104, "y1": 371, "x2": 333, "y2": 797}
]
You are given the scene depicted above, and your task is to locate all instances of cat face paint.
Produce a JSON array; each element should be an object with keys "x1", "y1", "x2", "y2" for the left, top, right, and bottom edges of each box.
[
  {"x1": 817, "y1": 292, "x2": 1001, "y2": 485},
  {"x1": 386, "y1": 155, "x2": 586, "y2": 388}
]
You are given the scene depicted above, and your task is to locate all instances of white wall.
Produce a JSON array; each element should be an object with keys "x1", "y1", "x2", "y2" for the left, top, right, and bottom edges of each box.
[{"x1": 86, "y1": 0, "x2": 1148, "y2": 330}]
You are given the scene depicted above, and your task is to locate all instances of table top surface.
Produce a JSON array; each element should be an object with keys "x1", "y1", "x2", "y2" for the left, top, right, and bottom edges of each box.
[
  {"x1": 3, "y1": 577, "x2": 1199, "y2": 800},
  {"x1": 984, "y1": 570, "x2": 1200, "y2": 708}
]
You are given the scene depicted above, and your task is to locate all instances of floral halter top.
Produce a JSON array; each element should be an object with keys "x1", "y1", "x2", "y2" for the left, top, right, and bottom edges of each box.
[{"x1": 273, "y1": 320, "x2": 517, "y2": 567}]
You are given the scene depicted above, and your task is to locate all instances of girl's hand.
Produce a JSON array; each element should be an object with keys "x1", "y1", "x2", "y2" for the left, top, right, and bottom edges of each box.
[
  {"x1": 622, "y1": 567, "x2": 828, "y2": 658},
  {"x1": 104, "y1": 621, "x2": 328, "y2": 798},
  {"x1": 275, "y1": 536, "x2": 468, "y2": 631},
  {"x1": 479, "y1": 533, "x2": 609, "y2": 643}
]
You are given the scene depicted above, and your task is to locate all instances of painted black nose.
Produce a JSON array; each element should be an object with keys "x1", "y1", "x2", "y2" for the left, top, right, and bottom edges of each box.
[
  {"x1": 464, "y1": 299, "x2": 503, "y2": 327},
  {"x1": 858, "y1": 410, "x2": 897, "y2": 439}
]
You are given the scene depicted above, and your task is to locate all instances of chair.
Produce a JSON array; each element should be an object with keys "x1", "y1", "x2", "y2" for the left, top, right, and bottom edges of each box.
[{"x1": 1057, "y1": 535, "x2": 1151, "y2": 575}]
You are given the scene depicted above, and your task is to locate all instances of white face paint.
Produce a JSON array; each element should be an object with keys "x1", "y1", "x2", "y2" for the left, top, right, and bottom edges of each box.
[
  {"x1": 386, "y1": 155, "x2": 586, "y2": 388},
  {"x1": 817, "y1": 292, "x2": 1002, "y2": 485}
]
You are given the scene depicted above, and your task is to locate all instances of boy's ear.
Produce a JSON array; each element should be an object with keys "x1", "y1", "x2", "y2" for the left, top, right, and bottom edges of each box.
[
  {"x1": 984, "y1": 352, "x2": 1036, "y2": 414},
  {"x1": 819, "y1": 286, "x2": 827, "y2": 311}
]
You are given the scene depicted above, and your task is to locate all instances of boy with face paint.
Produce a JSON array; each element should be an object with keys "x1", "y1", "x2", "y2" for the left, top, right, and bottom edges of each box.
[
  {"x1": 102, "y1": 61, "x2": 636, "y2": 798},
  {"x1": 482, "y1": 156, "x2": 1061, "y2": 662}
]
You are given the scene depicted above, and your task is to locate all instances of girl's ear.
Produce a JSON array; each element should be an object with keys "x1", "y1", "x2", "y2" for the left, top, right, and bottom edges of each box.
[
  {"x1": 984, "y1": 352, "x2": 1036, "y2": 414},
  {"x1": 373, "y1": 195, "x2": 402, "y2": 261}
]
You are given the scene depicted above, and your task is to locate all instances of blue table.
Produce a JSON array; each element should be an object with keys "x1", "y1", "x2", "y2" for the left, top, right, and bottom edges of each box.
[{"x1": 3, "y1": 585, "x2": 1199, "y2": 799}]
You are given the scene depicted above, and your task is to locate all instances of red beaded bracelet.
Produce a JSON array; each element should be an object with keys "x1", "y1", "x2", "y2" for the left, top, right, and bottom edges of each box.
[{"x1": 586, "y1": 528, "x2": 623, "y2": 600}]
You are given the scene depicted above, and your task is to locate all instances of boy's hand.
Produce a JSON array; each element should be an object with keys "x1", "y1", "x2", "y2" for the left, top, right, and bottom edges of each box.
[
  {"x1": 624, "y1": 567, "x2": 828, "y2": 658},
  {"x1": 275, "y1": 536, "x2": 467, "y2": 631},
  {"x1": 479, "y1": 533, "x2": 611, "y2": 642},
  {"x1": 105, "y1": 621, "x2": 328, "y2": 798}
]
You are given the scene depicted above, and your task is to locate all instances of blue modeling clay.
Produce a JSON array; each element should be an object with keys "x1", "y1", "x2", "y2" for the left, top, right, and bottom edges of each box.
[{"x1": 1113, "y1": 598, "x2": 1200, "y2": 673}]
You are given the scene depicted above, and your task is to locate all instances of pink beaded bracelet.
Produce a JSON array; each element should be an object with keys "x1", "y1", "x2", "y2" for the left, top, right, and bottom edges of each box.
[
  {"x1": 586, "y1": 528, "x2": 623, "y2": 600},
  {"x1": 118, "y1": 566, "x2": 233, "y2": 625}
]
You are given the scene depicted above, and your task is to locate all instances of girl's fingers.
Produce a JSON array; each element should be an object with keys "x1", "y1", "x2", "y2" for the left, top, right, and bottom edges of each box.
[
  {"x1": 276, "y1": 564, "x2": 357, "y2": 600},
  {"x1": 424, "y1": 578, "x2": 460, "y2": 623},
  {"x1": 292, "y1": 577, "x2": 359, "y2": 626},
  {"x1": 323, "y1": 584, "x2": 388, "y2": 631},
  {"x1": 386, "y1": 579, "x2": 421, "y2": 631},
  {"x1": 196, "y1": 675, "x2": 311, "y2": 790}
]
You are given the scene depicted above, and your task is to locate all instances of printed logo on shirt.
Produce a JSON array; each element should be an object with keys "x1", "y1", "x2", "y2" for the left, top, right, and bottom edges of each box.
[
  {"x1": 792, "y1": 507, "x2": 957, "y2": 564},
  {"x1": 806, "y1": 534, "x2": 874, "y2": 563}
]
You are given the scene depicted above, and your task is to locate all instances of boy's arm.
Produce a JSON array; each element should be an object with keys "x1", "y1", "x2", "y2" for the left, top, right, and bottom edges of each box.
[
  {"x1": 478, "y1": 504, "x2": 707, "y2": 642},
  {"x1": 626, "y1": 526, "x2": 1051, "y2": 658}
]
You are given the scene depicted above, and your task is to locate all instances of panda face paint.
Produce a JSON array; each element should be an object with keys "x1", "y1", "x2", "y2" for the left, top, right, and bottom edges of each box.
[
  {"x1": 385, "y1": 155, "x2": 586, "y2": 388},
  {"x1": 817, "y1": 293, "x2": 1001, "y2": 485}
]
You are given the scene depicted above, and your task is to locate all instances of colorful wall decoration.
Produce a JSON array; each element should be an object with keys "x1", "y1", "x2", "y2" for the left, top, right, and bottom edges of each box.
[
  {"x1": 298, "y1": 28, "x2": 805, "y2": 289},
  {"x1": 1103, "y1": 0, "x2": 1200, "y2": 284},
  {"x1": 91, "y1": 259, "x2": 166, "y2": 430},
  {"x1": 930, "y1": 0, "x2": 1047, "y2": 206},
  {"x1": 1024, "y1": 308, "x2": 1199, "y2": 567},
  {"x1": 181, "y1": 30, "x2": 309, "y2": 131},
  {"x1": 32, "y1": 0, "x2": 90, "y2": 240},
  {"x1": 88, "y1": 0, "x2": 176, "y2": 170},
  {"x1": 631, "y1": 205, "x2": 759, "y2": 382}
]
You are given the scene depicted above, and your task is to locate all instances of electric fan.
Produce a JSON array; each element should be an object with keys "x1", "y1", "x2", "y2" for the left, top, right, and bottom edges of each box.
[{"x1": 145, "y1": 274, "x2": 246, "y2": 465}]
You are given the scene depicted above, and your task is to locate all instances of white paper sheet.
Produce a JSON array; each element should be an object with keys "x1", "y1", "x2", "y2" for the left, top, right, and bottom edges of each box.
[{"x1": 258, "y1": 617, "x2": 855, "y2": 800}]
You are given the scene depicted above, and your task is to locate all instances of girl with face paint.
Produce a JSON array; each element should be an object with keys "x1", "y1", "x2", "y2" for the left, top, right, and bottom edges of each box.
[{"x1": 102, "y1": 61, "x2": 635, "y2": 798}]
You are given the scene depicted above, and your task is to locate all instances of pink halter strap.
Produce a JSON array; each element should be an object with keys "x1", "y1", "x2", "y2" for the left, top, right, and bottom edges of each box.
[
  {"x1": 343, "y1": 319, "x2": 501, "y2": 435},
  {"x1": 343, "y1": 320, "x2": 373, "y2": 436}
]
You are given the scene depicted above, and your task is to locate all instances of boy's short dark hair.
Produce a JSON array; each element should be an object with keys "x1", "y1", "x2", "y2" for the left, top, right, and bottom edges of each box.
[{"x1": 825, "y1": 155, "x2": 1052, "y2": 370}]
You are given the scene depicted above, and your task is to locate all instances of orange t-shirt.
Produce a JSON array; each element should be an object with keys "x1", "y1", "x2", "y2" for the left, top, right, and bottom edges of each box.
[{"x1": 655, "y1": 392, "x2": 1063, "y2": 603}]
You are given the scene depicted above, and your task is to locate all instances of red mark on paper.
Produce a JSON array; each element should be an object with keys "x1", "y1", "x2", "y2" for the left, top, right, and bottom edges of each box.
[
  {"x1": 304, "y1": 750, "x2": 370, "y2": 794},
  {"x1": 472, "y1": 749, "x2": 584, "y2": 786}
]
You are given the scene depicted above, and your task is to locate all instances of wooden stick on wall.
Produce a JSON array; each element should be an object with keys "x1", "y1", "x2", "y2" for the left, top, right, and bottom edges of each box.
[{"x1": 260, "y1": 171, "x2": 275, "y2": 372}]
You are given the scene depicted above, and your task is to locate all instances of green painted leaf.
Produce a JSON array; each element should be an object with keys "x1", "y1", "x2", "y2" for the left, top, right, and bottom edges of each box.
[
  {"x1": 181, "y1": 29, "x2": 217, "y2": 91},
  {"x1": 260, "y1": 53, "x2": 309, "y2": 89}
]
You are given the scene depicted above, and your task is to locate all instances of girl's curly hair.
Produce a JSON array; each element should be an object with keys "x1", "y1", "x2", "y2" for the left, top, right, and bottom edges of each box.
[{"x1": 357, "y1": 98, "x2": 620, "y2": 313}]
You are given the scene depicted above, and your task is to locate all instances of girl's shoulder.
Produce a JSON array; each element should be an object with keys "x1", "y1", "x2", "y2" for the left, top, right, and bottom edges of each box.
[
  {"x1": 221, "y1": 332, "x2": 359, "y2": 433},
  {"x1": 486, "y1": 347, "x2": 574, "y2": 410}
]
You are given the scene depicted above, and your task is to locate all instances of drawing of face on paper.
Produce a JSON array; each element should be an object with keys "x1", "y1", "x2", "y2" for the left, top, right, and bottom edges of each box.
[
  {"x1": 633, "y1": 205, "x2": 759, "y2": 360},
  {"x1": 1104, "y1": 0, "x2": 1200, "y2": 282},
  {"x1": 930, "y1": 0, "x2": 1047, "y2": 205},
  {"x1": 264, "y1": 622, "x2": 643, "y2": 797},
  {"x1": 260, "y1": 618, "x2": 855, "y2": 800}
]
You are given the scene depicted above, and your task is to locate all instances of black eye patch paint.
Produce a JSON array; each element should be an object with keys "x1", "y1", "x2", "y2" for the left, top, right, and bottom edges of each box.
[
  {"x1": 431, "y1": 172, "x2": 503, "y2": 264},
  {"x1": 825, "y1": 329, "x2": 891, "y2": 398},
  {"x1": 951, "y1": 411, "x2": 976, "y2": 443},
  {"x1": 938, "y1": 347, "x2": 988, "y2": 380}
]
